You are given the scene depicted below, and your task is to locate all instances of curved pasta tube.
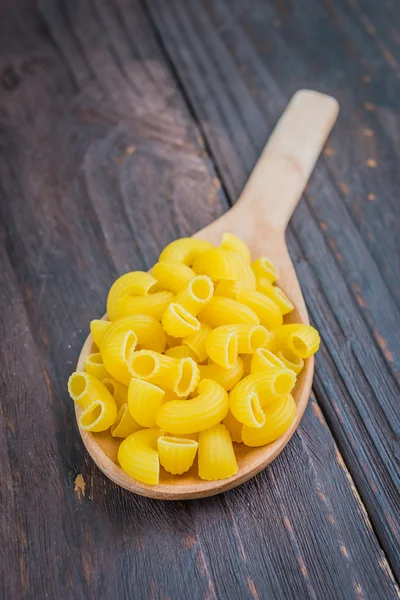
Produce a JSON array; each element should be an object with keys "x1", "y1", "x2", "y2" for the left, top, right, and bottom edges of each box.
[
  {"x1": 90, "y1": 319, "x2": 112, "y2": 348},
  {"x1": 101, "y1": 329, "x2": 138, "y2": 385},
  {"x1": 165, "y1": 334, "x2": 182, "y2": 349},
  {"x1": 252, "y1": 257, "x2": 277, "y2": 284},
  {"x1": 162, "y1": 303, "x2": 201, "y2": 337},
  {"x1": 68, "y1": 371, "x2": 117, "y2": 432},
  {"x1": 157, "y1": 436, "x2": 199, "y2": 475},
  {"x1": 193, "y1": 248, "x2": 256, "y2": 289},
  {"x1": 220, "y1": 232, "x2": 251, "y2": 263},
  {"x1": 128, "y1": 350, "x2": 199, "y2": 397},
  {"x1": 111, "y1": 403, "x2": 142, "y2": 438},
  {"x1": 128, "y1": 378, "x2": 165, "y2": 427},
  {"x1": 268, "y1": 324, "x2": 320, "y2": 358},
  {"x1": 152, "y1": 260, "x2": 196, "y2": 294},
  {"x1": 223, "y1": 410, "x2": 243, "y2": 443},
  {"x1": 255, "y1": 277, "x2": 273, "y2": 295},
  {"x1": 229, "y1": 368, "x2": 296, "y2": 427},
  {"x1": 159, "y1": 238, "x2": 214, "y2": 266},
  {"x1": 206, "y1": 325, "x2": 269, "y2": 368},
  {"x1": 277, "y1": 348, "x2": 304, "y2": 375},
  {"x1": 183, "y1": 323, "x2": 212, "y2": 363},
  {"x1": 258, "y1": 284, "x2": 294, "y2": 315},
  {"x1": 236, "y1": 289, "x2": 282, "y2": 329},
  {"x1": 198, "y1": 424, "x2": 238, "y2": 481},
  {"x1": 165, "y1": 345, "x2": 198, "y2": 360},
  {"x1": 175, "y1": 276, "x2": 214, "y2": 316},
  {"x1": 84, "y1": 353, "x2": 109, "y2": 380},
  {"x1": 107, "y1": 271, "x2": 158, "y2": 320},
  {"x1": 199, "y1": 297, "x2": 259, "y2": 328},
  {"x1": 118, "y1": 428, "x2": 162, "y2": 485},
  {"x1": 242, "y1": 395, "x2": 296, "y2": 446},
  {"x1": 251, "y1": 348, "x2": 287, "y2": 373},
  {"x1": 199, "y1": 358, "x2": 244, "y2": 391},
  {"x1": 156, "y1": 379, "x2": 229, "y2": 434},
  {"x1": 101, "y1": 314, "x2": 166, "y2": 354},
  {"x1": 101, "y1": 376, "x2": 128, "y2": 409},
  {"x1": 115, "y1": 290, "x2": 174, "y2": 321}
]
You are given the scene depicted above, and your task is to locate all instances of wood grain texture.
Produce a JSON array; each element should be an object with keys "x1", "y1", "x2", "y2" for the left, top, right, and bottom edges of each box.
[
  {"x1": 0, "y1": 0, "x2": 399, "y2": 598},
  {"x1": 145, "y1": 0, "x2": 400, "y2": 580}
]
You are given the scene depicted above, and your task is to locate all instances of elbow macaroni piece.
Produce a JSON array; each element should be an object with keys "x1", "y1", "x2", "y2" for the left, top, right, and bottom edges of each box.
[
  {"x1": 159, "y1": 238, "x2": 214, "y2": 265},
  {"x1": 193, "y1": 247, "x2": 256, "y2": 289},
  {"x1": 111, "y1": 403, "x2": 142, "y2": 438},
  {"x1": 162, "y1": 303, "x2": 201, "y2": 338},
  {"x1": 206, "y1": 325, "x2": 269, "y2": 368},
  {"x1": 277, "y1": 348, "x2": 304, "y2": 375},
  {"x1": 198, "y1": 424, "x2": 238, "y2": 480},
  {"x1": 251, "y1": 348, "x2": 287, "y2": 373},
  {"x1": 90, "y1": 319, "x2": 112, "y2": 347},
  {"x1": 257, "y1": 284, "x2": 294, "y2": 315},
  {"x1": 101, "y1": 329, "x2": 138, "y2": 385},
  {"x1": 157, "y1": 436, "x2": 199, "y2": 475},
  {"x1": 107, "y1": 271, "x2": 158, "y2": 320},
  {"x1": 268, "y1": 324, "x2": 320, "y2": 358},
  {"x1": 220, "y1": 232, "x2": 251, "y2": 263},
  {"x1": 156, "y1": 379, "x2": 229, "y2": 434},
  {"x1": 165, "y1": 345, "x2": 198, "y2": 360},
  {"x1": 84, "y1": 353, "x2": 109, "y2": 380},
  {"x1": 236, "y1": 289, "x2": 282, "y2": 330},
  {"x1": 251, "y1": 257, "x2": 277, "y2": 284},
  {"x1": 223, "y1": 410, "x2": 243, "y2": 443},
  {"x1": 183, "y1": 323, "x2": 212, "y2": 363},
  {"x1": 175, "y1": 275, "x2": 214, "y2": 316},
  {"x1": 128, "y1": 378, "x2": 165, "y2": 427},
  {"x1": 115, "y1": 290, "x2": 174, "y2": 321},
  {"x1": 152, "y1": 260, "x2": 196, "y2": 294},
  {"x1": 242, "y1": 395, "x2": 296, "y2": 446},
  {"x1": 68, "y1": 371, "x2": 117, "y2": 432},
  {"x1": 101, "y1": 314, "x2": 166, "y2": 354},
  {"x1": 199, "y1": 358, "x2": 244, "y2": 391},
  {"x1": 101, "y1": 377, "x2": 128, "y2": 409},
  {"x1": 199, "y1": 297, "x2": 259, "y2": 328},
  {"x1": 118, "y1": 428, "x2": 162, "y2": 485}
]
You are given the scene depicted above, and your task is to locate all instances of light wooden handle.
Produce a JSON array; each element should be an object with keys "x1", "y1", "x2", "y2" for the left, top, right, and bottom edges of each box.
[{"x1": 238, "y1": 90, "x2": 339, "y2": 232}]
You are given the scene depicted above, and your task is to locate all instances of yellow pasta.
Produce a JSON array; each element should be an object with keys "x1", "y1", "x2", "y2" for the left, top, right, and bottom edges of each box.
[
  {"x1": 230, "y1": 368, "x2": 296, "y2": 427},
  {"x1": 183, "y1": 323, "x2": 212, "y2": 363},
  {"x1": 128, "y1": 378, "x2": 165, "y2": 427},
  {"x1": 152, "y1": 260, "x2": 196, "y2": 294},
  {"x1": 101, "y1": 377, "x2": 128, "y2": 409},
  {"x1": 156, "y1": 379, "x2": 229, "y2": 434},
  {"x1": 206, "y1": 325, "x2": 269, "y2": 368},
  {"x1": 251, "y1": 348, "x2": 287, "y2": 373},
  {"x1": 157, "y1": 436, "x2": 199, "y2": 475},
  {"x1": 118, "y1": 428, "x2": 162, "y2": 484},
  {"x1": 128, "y1": 350, "x2": 199, "y2": 397},
  {"x1": 165, "y1": 333, "x2": 182, "y2": 349},
  {"x1": 68, "y1": 371, "x2": 117, "y2": 432},
  {"x1": 255, "y1": 276, "x2": 273, "y2": 295},
  {"x1": 220, "y1": 232, "x2": 251, "y2": 263},
  {"x1": 277, "y1": 348, "x2": 304, "y2": 375},
  {"x1": 251, "y1": 257, "x2": 277, "y2": 284},
  {"x1": 107, "y1": 271, "x2": 158, "y2": 320},
  {"x1": 223, "y1": 410, "x2": 243, "y2": 443},
  {"x1": 242, "y1": 395, "x2": 296, "y2": 446},
  {"x1": 198, "y1": 424, "x2": 238, "y2": 480},
  {"x1": 193, "y1": 247, "x2": 256, "y2": 289},
  {"x1": 111, "y1": 403, "x2": 142, "y2": 438},
  {"x1": 165, "y1": 345, "x2": 198, "y2": 360},
  {"x1": 199, "y1": 297, "x2": 259, "y2": 328},
  {"x1": 240, "y1": 353, "x2": 253, "y2": 375},
  {"x1": 258, "y1": 285, "x2": 294, "y2": 315},
  {"x1": 236, "y1": 289, "x2": 282, "y2": 329},
  {"x1": 162, "y1": 303, "x2": 201, "y2": 338},
  {"x1": 101, "y1": 328, "x2": 138, "y2": 385},
  {"x1": 175, "y1": 275, "x2": 214, "y2": 315},
  {"x1": 199, "y1": 358, "x2": 244, "y2": 391},
  {"x1": 268, "y1": 324, "x2": 320, "y2": 358},
  {"x1": 90, "y1": 319, "x2": 112, "y2": 347},
  {"x1": 115, "y1": 290, "x2": 174, "y2": 321},
  {"x1": 84, "y1": 353, "x2": 109, "y2": 380},
  {"x1": 159, "y1": 238, "x2": 214, "y2": 265},
  {"x1": 100, "y1": 314, "x2": 166, "y2": 354}
]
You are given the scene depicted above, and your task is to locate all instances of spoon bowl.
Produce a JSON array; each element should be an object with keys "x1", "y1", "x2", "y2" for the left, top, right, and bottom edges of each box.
[{"x1": 75, "y1": 90, "x2": 339, "y2": 499}]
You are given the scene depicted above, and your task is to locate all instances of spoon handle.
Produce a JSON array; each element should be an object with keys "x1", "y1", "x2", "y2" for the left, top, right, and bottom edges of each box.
[{"x1": 237, "y1": 90, "x2": 339, "y2": 233}]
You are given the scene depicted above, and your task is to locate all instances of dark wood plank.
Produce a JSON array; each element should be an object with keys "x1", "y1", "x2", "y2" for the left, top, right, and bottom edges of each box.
[
  {"x1": 145, "y1": 0, "x2": 400, "y2": 578},
  {"x1": 0, "y1": 0, "x2": 399, "y2": 598}
]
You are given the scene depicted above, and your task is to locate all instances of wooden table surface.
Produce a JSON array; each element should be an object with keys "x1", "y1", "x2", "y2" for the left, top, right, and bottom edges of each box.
[{"x1": 1, "y1": 0, "x2": 399, "y2": 598}]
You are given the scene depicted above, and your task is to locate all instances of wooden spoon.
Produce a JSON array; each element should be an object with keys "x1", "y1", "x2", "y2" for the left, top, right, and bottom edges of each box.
[{"x1": 76, "y1": 90, "x2": 339, "y2": 500}]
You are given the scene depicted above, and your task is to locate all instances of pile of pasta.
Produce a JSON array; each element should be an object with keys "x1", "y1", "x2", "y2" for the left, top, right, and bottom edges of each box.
[{"x1": 68, "y1": 234, "x2": 320, "y2": 484}]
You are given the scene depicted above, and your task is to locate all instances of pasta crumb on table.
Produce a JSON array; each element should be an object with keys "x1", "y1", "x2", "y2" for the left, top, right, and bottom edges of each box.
[{"x1": 68, "y1": 233, "x2": 320, "y2": 485}]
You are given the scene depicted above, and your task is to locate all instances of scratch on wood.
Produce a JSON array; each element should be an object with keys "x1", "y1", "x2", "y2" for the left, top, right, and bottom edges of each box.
[
  {"x1": 74, "y1": 474, "x2": 86, "y2": 499},
  {"x1": 378, "y1": 558, "x2": 400, "y2": 597},
  {"x1": 323, "y1": 146, "x2": 335, "y2": 156},
  {"x1": 327, "y1": 237, "x2": 345, "y2": 267},
  {"x1": 368, "y1": 193, "x2": 376, "y2": 201},
  {"x1": 366, "y1": 159, "x2": 377, "y2": 168},
  {"x1": 353, "y1": 581, "x2": 365, "y2": 599},
  {"x1": 247, "y1": 578, "x2": 260, "y2": 600},
  {"x1": 43, "y1": 367, "x2": 54, "y2": 406},
  {"x1": 364, "y1": 128, "x2": 374, "y2": 137},
  {"x1": 316, "y1": 490, "x2": 328, "y2": 506},
  {"x1": 297, "y1": 555, "x2": 309, "y2": 579},
  {"x1": 335, "y1": 448, "x2": 372, "y2": 528},
  {"x1": 283, "y1": 516, "x2": 293, "y2": 533},
  {"x1": 312, "y1": 401, "x2": 326, "y2": 426},
  {"x1": 338, "y1": 181, "x2": 349, "y2": 195},
  {"x1": 373, "y1": 330, "x2": 394, "y2": 362},
  {"x1": 364, "y1": 102, "x2": 376, "y2": 111},
  {"x1": 363, "y1": 75, "x2": 371, "y2": 83},
  {"x1": 352, "y1": 283, "x2": 367, "y2": 308},
  {"x1": 184, "y1": 534, "x2": 197, "y2": 549},
  {"x1": 339, "y1": 544, "x2": 349, "y2": 559},
  {"x1": 19, "y1": 556, "x2": 28, "y2": 592},
  {"x1": 328, "y1": 514, "x2": 335, "y2": 525},
  {"x1": 320, "y1": 221, "x2": 328, "y2": 231},
  {"x1": 125, "y1": 145, "x2": 136, "y2": 155}
]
